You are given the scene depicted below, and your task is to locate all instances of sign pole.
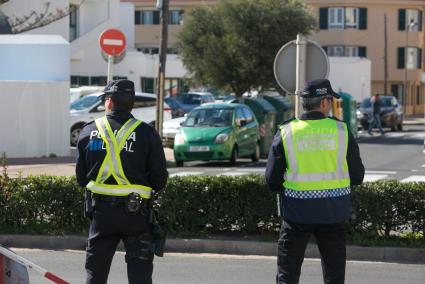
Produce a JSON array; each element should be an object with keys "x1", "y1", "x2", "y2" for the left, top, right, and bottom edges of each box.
[
  {"x1": 107, "y1": 55, "x2": 113, "y2": 83},
  {"x1": 295, "y1": 34, "x2": 307, "y2": 118},
  {"x1": 156, "y1": 0, "x2": 169, "y2": 138}
]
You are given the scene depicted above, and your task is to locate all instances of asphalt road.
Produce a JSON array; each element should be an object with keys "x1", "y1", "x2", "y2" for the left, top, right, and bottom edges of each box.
[
  {"x1": 12, "y1": 249, "x2": 425, "y2": 284},
  {"x1": 4, "y1": 125, "x2": 425, "y2": 182}
]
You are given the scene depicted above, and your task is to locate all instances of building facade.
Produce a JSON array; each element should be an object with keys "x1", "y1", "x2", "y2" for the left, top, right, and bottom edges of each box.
[{"x1": 306, "y1": 0, "x2": 425, "y2": 115}]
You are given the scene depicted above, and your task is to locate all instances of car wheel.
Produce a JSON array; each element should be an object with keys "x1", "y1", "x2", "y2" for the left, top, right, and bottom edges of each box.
[
  {"x1": 251, "y1": 142, "x2": 260, "y2": 162},
  {"x1": 230, "y1": 145, "x2": 238, "y2": 166},
  {"x1": 70, "y1": 126, "x2": 82, "y2": 146},
  {"x1": 397, "y1": 123, "x2": 403, "y2": 131},
  {"x1": 176, "y1": 160, "x2": 184, "y2": 167}
]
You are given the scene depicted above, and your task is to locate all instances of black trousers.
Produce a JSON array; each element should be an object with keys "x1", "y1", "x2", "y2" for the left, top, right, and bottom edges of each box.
[
  {"x1": 85, "y1": 200, "x2": 154, "y2": 284},
  {"x1": 277, "y1": 219, "x2": 347, "y2": 284}
]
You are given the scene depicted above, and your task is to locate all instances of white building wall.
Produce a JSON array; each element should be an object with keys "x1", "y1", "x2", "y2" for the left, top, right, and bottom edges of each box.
[
  {"x1": 328, "y1": 57, "x2": 371, "y2": 102},
  {"x1": 0, "y1": 35, "x2": 69, "y2": 158}
]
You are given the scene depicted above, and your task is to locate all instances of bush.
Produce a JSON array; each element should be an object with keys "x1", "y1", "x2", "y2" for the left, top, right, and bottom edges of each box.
[{"x1": 0, "y1": 172, "x2": 424, "y2": 247}]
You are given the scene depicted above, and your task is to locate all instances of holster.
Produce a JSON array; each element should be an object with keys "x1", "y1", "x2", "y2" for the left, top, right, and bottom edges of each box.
[
  {"x1": 84, "y1": 189, "x2": 94, "y2": 219},
  {"x1": 148, "y1": 200, "x2": 167, "y2": 257}
]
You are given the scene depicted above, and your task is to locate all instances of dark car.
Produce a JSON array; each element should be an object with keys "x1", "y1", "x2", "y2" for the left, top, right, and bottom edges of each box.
[
  {"x1": 357, "y1": 96, "x2": 403, "y2": 131},
  {"x1": 165, "y1": 92, "x2": 215, "y2": 118}
]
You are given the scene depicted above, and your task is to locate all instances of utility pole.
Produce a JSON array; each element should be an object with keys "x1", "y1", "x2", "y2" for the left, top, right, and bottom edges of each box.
[
  {"x1": 155, "y1": 0, "x2": 169, "y2": 138},
  {"x1": 384, "y1": 14, "x2": 388, "y2": 96}
]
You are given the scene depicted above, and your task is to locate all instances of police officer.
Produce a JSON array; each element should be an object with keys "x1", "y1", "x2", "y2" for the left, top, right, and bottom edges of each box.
[
  {"x1": 265, "y1": 79, "x2": 364, "y2": 284},
  {"x1": 76, "y1": 79, "x2": 168, "y2": 284}
]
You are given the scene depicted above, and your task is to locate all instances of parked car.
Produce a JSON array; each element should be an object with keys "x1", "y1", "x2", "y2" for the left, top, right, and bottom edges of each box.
[
  {"x1": 162, "y1": 116, "x2": 186, "y2": 148},
  {"x1": 70, "y1": 86, "x2": 104, "y2": 103},
  {"x1": 70, "y1": 92, "x2": 172, "y2": 146},
  {"x1": 173, "y1": 103, "x2": 260, "y2": 167},
  {"x1": 357, "y1": 96, "x2": 403, "y2": 131},
  {"x1": 165, "y1": 92, "x2": 215, "y2": 118}
]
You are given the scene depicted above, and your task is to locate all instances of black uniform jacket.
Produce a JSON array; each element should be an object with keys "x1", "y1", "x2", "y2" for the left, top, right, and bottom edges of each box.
[
  {"x1": 265, "y1": 111, "x2": 365, "y2": 224},
  {"x1": 76, "y1": 111, "x2": 168, "y2": 191}
]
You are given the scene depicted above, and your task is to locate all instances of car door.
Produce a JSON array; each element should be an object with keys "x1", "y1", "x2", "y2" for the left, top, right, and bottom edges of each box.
[
  {"x1": 241, "y1": 106, "x2": 258, "y2": 154},
  {"x1": 235, "y1": 107, "x2": 250, "y2": 156}
]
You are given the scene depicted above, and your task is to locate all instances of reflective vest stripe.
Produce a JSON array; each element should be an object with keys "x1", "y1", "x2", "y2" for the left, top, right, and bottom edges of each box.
[
  {"x1": 87, "y1": 181, "x2": 152, "y2": 198},
  {"x1": 284, "y1": 171, "x2": 350, "y2": 182},
  {"x1": 88, "y1": 117, "x2": 152, "y2": 199},
  {"x1": 281, "y1": 123, "x2": 298, "y2": 173},
  {"x1": 336, "y1": 121, "x2": 347, "y2": 174}
]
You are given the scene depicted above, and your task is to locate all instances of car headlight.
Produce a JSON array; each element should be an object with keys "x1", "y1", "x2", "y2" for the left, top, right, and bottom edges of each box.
[
  {"x1": 356, "y1": 110, "x2": 362, "y2": 119},
  {"x1": 215, "y1": 133, "x2": 229, "y2": 144},
  {"x1": 174, "y1": 133, "x2": 186, "y2": 145}
]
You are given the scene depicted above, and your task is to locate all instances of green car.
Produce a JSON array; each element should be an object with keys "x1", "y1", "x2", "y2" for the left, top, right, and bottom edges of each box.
[{"x1": 173, "y1": 103, "x2": 261, "y2": 167}]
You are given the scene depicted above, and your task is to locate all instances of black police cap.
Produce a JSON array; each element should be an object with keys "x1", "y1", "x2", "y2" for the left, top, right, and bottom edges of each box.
[
  {"x1": 103, "y1": 79, "x2": 135, "y2": 99},
  {"x1": 299, "y1": 79, "x2": 340, "y2": 99}
]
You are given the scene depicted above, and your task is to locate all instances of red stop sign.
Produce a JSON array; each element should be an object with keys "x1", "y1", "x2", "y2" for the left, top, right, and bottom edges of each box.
[{"x1": 99, "y1": 29, "x2": 126, "y2": 56}]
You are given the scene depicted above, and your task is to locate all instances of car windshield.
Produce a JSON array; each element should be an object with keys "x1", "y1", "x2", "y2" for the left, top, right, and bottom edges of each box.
[
  {"x1": 183, "y1": 108, "x2": 233, "y2": 127},
  {"x1": 176, "y1": 94, "x2": 202, "y2": 105},
  {"x1": 70, "y1": 96, "x2": 100, "y2": 110},
  {"x1": 360, "y1": 97, "x2": 394, "y2": 108}
]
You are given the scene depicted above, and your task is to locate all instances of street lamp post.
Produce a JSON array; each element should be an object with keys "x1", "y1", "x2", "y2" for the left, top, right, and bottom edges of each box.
[{"x1": 403, "y1": 20, "x2": 417, "y2": 114}]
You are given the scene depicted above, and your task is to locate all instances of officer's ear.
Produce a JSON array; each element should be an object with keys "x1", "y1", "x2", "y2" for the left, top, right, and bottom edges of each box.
[{"x1": 105, "y1": 96, "x2": 114, "y2": 111}]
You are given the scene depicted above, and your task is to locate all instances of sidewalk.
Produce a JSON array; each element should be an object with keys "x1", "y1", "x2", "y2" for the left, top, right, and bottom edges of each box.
[
  {"x1": 403, "y1": 115, "x2": 425, "y2": 125},
  {"x1": 0, "y1": 235, "x2": 424, "y2": 264}
]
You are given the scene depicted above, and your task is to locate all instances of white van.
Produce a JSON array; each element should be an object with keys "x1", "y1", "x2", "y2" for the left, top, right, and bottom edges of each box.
[{"x1": 70, "y1": 92, "x2": 172, "y2": 146}]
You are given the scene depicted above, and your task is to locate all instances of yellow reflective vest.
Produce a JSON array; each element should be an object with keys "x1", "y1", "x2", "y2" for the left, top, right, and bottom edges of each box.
[
  {"x1": 86, "y1": 117, "x2": 152, "y2": 199},
  {"x1": 281, "y1": 118, "x2": 350, "y2": 191}
]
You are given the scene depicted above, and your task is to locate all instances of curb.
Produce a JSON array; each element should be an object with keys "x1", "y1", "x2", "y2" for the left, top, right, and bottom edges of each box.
[{"x1": 1, "y1": 235, "x2": 424, "y2": 264}]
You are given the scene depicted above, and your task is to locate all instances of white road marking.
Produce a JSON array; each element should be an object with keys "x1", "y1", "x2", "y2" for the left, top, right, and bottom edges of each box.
[
  {"x1": 400, "y1": 175, "x2": 425, "y2": 183},
  {"x1": 102, "y1": 39, "x2": 123, "y2": 46},
  {"x1": 365, "y1": 170, "x2": 397, "y2": 175},
  {"x1": 236, "y1": 168, "x2": 265, "y2": 173},
  {"x1": 363, "y1": 174, "x2": 388, "y2": 182},
  {"x1": 216, "y1": 172, "x2": 247, "y2": 177},
  {"x1": 170, "y1": 172, "x2": 203, "y2": 177}
]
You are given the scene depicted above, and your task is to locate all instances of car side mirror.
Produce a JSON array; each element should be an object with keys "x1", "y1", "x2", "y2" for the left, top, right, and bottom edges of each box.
[
  {"x1": 238, "y1": 119, "x2": 247, "y2": 127},
  {"x1": 96, "y1": 105, "x2": 106, "y2": 112},
  {"x1": 180, "y1": 121, "x2": 184, "y2": 126}
]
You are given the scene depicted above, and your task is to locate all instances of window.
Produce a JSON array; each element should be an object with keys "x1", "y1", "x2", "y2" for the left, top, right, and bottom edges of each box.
[
  {"x1": 328, "y1": 7, "x2": 344, "y2": 29},
  {"x1": 397, "y1": 47, "x2": 422, "y2": 69},
  {"x1": 141, "y1": 77, "x2": 155, "y2": 93},
  {"x1": 69, "y1": 4, "x2": 78, "y2": 42},
  {"x1": 169, "y1": 10, "x2": 183, "y2": 25},
  {"x1": 320, "y1": 7, "x2": 367, "y2": 30},
  {"x1": 90, "y1": 76, "x2": 107, "y2": 86},
  {"x1": 324, "y1": 46, "x2": 366, "y2": 57},
  {"x1": 135, "y1": 11, "x2": 160, "y2": 25},
  {"x1": 241, "y1": 107, "x2": 254, "y2": 123},
  {"x1": 345, "y1": 8, "x2": 359, "y2": 28},
  {"x1": 137, "y1": 47, "x2": 160, "y2": 54},
  {"x1": 399, "y1": 9, "x2": 423, "y2": 31}
]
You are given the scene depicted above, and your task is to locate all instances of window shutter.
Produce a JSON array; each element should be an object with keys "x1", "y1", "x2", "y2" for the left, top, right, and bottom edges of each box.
[
  {"x1": 417, "y1": 48, "x2": 422, "y2": 69},
  {"x1": 135, "y1": 11, "x2": 141, "y2": 25},
  {"x1": 359, "y1": 8, "x2": 367, "y2": 29},
  {"x1": 153, "y1": 11, "x2": 160, "y2": 24},
  {"x1": 358, "y1": 47, "x2": 367, "y2": 57},
  {"x1": 397, "y1": 47, "x2": 405, "y2": 69},
  {"x1": 398, "y1": 9, "x2": 406, "y2": 31},
  {"x1": 319, "y1": 8, "x2": 328, "y2": 29},
  {"x1": 419, "y1": 10, "x2": 423, "y2": 31}
]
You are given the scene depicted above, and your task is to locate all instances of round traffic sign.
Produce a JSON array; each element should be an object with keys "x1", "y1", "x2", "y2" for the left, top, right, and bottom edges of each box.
[
  {"x1": 99, "y1": 29, "x2": 126, "y2": 56},
  {"x1": 274, "y1": 39, "x2": 329, "y2": 94}
]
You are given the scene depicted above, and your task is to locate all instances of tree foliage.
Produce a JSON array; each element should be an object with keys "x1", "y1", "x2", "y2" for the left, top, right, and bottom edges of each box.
[{"x1": 177, "y1": 0, "x2": 316, "y2": 96}]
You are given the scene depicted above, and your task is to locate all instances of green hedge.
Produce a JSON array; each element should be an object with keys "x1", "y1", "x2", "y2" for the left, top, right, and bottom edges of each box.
[{"x1": 0, "y1": 173, "x2": 424, "y2": 247}]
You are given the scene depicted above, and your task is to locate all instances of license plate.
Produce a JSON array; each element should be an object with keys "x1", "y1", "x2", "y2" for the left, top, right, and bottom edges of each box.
[{"x1": 189, "y1": 146, "x2": 210, "y2": 152}]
